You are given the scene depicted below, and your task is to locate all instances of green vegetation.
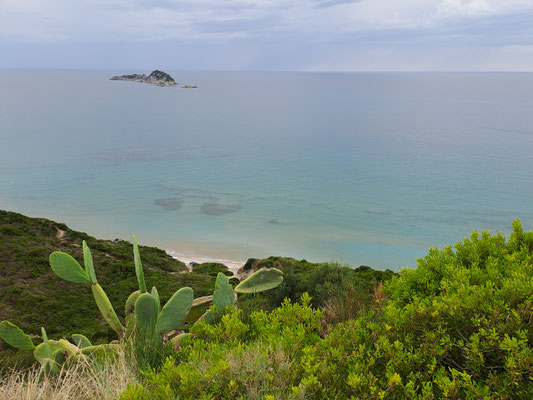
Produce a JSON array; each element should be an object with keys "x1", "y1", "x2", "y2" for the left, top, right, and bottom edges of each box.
[
  {"x1": 192, "y1": 262, "x2": 233, "y2": 277},
  {"x1": 0, "y1": 210, "x2": 213, "y2": 369},
  {"x1": 122, "y1": 221, "x2": 533, "y2": 399},
  {"x1": 1, "y1": 226, "x2": 284, "y2": 376},
  {"x1": 5, "y1": 210, "x2": 528, "y2": 399},
  {"x1": 238, "y1": 257, "x2": 394, "y2": 324}
]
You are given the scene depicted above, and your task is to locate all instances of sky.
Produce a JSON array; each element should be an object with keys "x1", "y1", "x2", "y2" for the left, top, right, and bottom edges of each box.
[{"x1": 1, "y1": 0, "x2": 533, "y2": 71}]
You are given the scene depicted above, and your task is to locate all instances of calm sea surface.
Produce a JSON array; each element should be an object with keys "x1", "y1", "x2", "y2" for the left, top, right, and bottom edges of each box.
[{"x1": 1, "y1": 70, "x2": 533, "y2": 270}]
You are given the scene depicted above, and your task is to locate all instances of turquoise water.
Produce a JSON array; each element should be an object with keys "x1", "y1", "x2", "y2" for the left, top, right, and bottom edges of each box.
[{"x1": 1, "y1": 70, "x2": 533, "y2": 270}]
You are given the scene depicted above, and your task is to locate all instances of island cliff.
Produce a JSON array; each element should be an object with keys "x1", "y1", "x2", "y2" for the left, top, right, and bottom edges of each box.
[{"x1": 110, "y1": 70, "x2": 177, "y2": 87}]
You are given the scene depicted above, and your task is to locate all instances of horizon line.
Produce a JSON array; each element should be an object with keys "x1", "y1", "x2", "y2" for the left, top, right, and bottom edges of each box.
[{"x1": 2, "y1": 67, "x2": 533, "y2": 74}]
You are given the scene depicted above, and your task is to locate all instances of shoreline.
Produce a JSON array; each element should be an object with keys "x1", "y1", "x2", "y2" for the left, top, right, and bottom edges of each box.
[{"x1": 166, "y1": 249, "x2": 245, "y2": 276}]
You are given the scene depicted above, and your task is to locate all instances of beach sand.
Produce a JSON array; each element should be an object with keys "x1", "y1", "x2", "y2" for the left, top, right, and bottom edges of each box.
[{"x1": 166, "y1": 250, "x2": 245, "y2": 276}]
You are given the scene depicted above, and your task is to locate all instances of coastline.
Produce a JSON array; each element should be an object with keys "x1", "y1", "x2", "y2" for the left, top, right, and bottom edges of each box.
[{"x1": 166, "y1": 249, "x2": 245, "y2": 276}]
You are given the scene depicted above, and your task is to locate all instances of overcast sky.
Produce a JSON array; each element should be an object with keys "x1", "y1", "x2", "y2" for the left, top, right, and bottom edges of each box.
[{"x1": 1, "y1": 0, "x2": 532, "y2": 71}]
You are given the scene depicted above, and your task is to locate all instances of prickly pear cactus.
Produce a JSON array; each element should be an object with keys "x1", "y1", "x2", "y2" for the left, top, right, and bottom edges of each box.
[
  {"x1": 49, "y1": 243, "x2": 125, "y2": 337},
  {"x1": 71, "y1": 334, "x2": 92, "y2": 348},
  {"x1": 83, "y1": 241, "x2": 97, "y2": 284},
  {"x1": 203, "y1": 273, "x2": 234, "y2": 324},
  {"x1": 156, "y1": 287, "x2": 193, "y2": 334},
  {"x1": 49, "y1": 252, "x2": 92, "y2": 285},
  {"x1": 134, "y1": 293, "x2": 159, "y2": 335},
  {"x1": 171, "y1": 332, "x2": 192, "y2": 349},
  {"x1": 235, "y1": 268, "x2": 283, "y2": 294},
  {"x1": 132, "y1": 235, "x2": 147, "y2": 293},
  {"x1": 0, "y1": 320, "x2": 35, "y2": 350},
  {"x1": 151, "y1": 287, "x2": 161, "y2": 313},
  {"x1": 92, "y1": 283, "x2": 125, "y2": 337},
  {"x1": 125, "y1": 290, "x2": 141, "y2": 315}
]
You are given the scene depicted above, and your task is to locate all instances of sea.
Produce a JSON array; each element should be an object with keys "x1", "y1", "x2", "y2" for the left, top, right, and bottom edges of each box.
[{"x1": 1, "y1": 70, "x2": 533, "y2": 271}]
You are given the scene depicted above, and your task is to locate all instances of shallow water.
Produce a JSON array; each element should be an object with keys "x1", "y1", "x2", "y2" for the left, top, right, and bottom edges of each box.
[{"x1": 1, "y1": 70, "x2": 533, "y2": 270}]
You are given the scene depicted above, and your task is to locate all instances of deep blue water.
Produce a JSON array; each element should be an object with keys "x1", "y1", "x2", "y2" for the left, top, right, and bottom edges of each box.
[{"x1": 1, "y1": 70, "x2": 533, "y2": 270}]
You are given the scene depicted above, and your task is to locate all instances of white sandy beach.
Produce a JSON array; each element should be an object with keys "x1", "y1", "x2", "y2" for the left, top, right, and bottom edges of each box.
[{"x1": 166, "y1": 249, "x2": 245, "y2": 276}]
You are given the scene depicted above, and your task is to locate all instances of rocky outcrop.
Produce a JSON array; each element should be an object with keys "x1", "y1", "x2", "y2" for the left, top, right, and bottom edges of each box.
[{"x1": 110, "y1": 70, "x2": 177, "y2": 87}]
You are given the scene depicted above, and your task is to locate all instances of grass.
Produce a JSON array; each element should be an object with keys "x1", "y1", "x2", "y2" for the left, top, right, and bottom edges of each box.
[{"x1": 0, "y1": 342, "x2": 138, "y2": 400}]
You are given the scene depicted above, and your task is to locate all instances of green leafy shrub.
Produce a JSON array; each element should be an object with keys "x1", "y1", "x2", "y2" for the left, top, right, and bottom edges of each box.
[
  {"x1": 193, "y1": 263, "x2": 233, "y2": 277},
  {"x1": 121, "y1": 221, "x2": 533, "y2": 399},
  {"x1": 238, "y1": 257, "x2": 394, "y2": 322},
  {"x1": 120, "y1": 294, "x2": 322, "y2": 400}
]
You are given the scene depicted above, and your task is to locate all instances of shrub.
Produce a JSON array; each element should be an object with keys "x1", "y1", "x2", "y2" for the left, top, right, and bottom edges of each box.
[
  {"x1": 193, "y1": 263, "x2": 233, "y2": 277},
  {"x1": 121, "y1": 221, "x2": 533, "y2": 399},
  {"x1": 120, "y1": 295, "x2": 322, "y2": 400}
]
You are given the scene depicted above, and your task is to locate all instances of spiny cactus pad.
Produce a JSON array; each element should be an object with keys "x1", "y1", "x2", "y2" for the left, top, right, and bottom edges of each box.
[
  {"x1": 92, "y1": 283, "x2": 125, "y2": 336},
  {"x1": 0, "y1": 321, "x2": 35, "y2": 350},
  {"x1": 151, "y1": 286, "x2": 161, "y2": 313},
  {"x1": 81, "y1": 343, "x2": 119, "y2": 359},
  {"x1": 210, "y1": 273, "x2": 234, "y2": 321},
  {"x1": 41, "y1": 328, "x2": 53, "y2": 360},
  {"x1": 125, "y1": 290, "x2": 141, "y2": 315},
  {"x1": 82, "y1": 240, "x2": 97, "y2": 284},
  {"x1": 71, "y1": 334, "x2": 92, "y2": 348},
  {"x1": 35, "y1": 336, "x2": 77, "y2": 376},
  {"x1": 234, "y1": 268, "x2": 284, "y2": 293},
  {"x1": 132, "y1": 235, "x2": 147, "y2": 293},
  {"x1": 49, "y1": 252, "x2": 92, "y2": 285},
  {"x1": 171, "y1": 332, "x2": 192, "y2": 349},
  {"x1": 135, "y1": 293, "x2": 159, "y2": 333},
  {"x1": 156, "y1": 287, "x2": 193, "y2": 334}
]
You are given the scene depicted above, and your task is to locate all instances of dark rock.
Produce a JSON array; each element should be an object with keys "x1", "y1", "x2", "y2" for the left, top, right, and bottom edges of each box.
[
  {"x1": 110, "y1": 70, "x2": 177, "y2": 87},
  {"x1": 201, "y1": 203, "x2": 242, "y2": 216},
  {"x1": 154, "y1": 197, "x2": 184, "y2": 210}
]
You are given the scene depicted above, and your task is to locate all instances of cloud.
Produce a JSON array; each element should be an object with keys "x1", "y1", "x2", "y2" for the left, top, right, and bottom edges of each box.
[
  {"x1": 1, "y1": 0, "x2": 533, "y2": 70},
  {"x1": 1, "y1": 0, "x2": 532, "y2": 43},
  {"x1": 436, "y1": 0, "x2": 492, "y2": 18},
  {"x1": 313, "y1": 0, "x2": 362, "y2": 8}
]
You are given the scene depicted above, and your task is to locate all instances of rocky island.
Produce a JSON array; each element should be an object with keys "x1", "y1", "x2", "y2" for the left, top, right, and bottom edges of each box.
[{"x1": 110, "y1": 70, "x2": 177, "y2": 87}]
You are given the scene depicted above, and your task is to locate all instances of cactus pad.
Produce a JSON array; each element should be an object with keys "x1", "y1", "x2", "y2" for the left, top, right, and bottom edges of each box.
[
  {"x1": 132, "y1": 235, "x2": 147, "y2": 293},
  {"x1": 49, "y1": 252, "x2": 92, "y2": 285},
  {"x1": 41, "y1": 328, "x2": 53, "y2": 360},
  {"x1": 34, "y1": 341, "x2": 64, "y2": 363},
  {"x1": 82, "y1": 241, "x2": 98, "y2": 284},
  {"x1": 92, "y1": 283, "x2": 125, "y2": 337},
  {"x1": 0, "y1": 321, "x2": 35, "y2": 350},
  {"x1": 125, "y1": 290, "x2": 141, "y2": 315},
  {"x1": 71, "y1": 334, "x2": 92, "y2": 348},
  {"x1": 151, "y1": 286, "x2": 161, "y2": 313},
  {"x1": 135, "y1": 293, "x2": 159, "y2": 334},
  {"x1": 81, "y1": 343, "x2": 119, "y2": 359},
  {"x1": 235, "y1": 268, "x2": 283, "y2": 293},
  {"x1": 171, "y1": 332, "x2": 192, "y2": 349},
  {"x1": 210, "y1": 273, "x2": 234, "y2": 322},
  {"x1": 192, "y1": 295, "x2": 213, "y2": 307},
  {"x1": 156, "y1": 287, "x2": 193, "y2": 334}
]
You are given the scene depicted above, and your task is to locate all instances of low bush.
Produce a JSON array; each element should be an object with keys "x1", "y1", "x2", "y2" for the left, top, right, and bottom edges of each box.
[
  {"x1": 193, "y1": 263, "x2": 233, "y2": 277},
  {"x1": 121, "y1": 221, "x2": 533, "y2": 399}
]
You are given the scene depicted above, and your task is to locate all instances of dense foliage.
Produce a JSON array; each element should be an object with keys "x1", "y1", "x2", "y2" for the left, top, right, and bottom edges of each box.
[
  {"x1": 239, "y1": 257, "x2": 394, "y2": 320},
  {"x1": 0, "y1": 211, "x2": 211, "y2": 369},
  {"x1": 0, "y1": 210, "x2": 389, "y2": 375},
  {"x1": 122, "y1": 221, "x2": 533, "y2": 399},
  {"x1": 192, "y1": 263, "x2": 233, "y2": 277}
]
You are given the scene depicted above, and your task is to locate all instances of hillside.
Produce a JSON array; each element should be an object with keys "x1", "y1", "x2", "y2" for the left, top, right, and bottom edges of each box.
[
  {"x1": 0, "y1": 210, "x2": 392, "y2": 369},
  {"x1": 0, "y1": 210, "x2": 211, "y2": 343},
  {"x1": 2, "y1": 211, "x2": 531, "y2": 398}
]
